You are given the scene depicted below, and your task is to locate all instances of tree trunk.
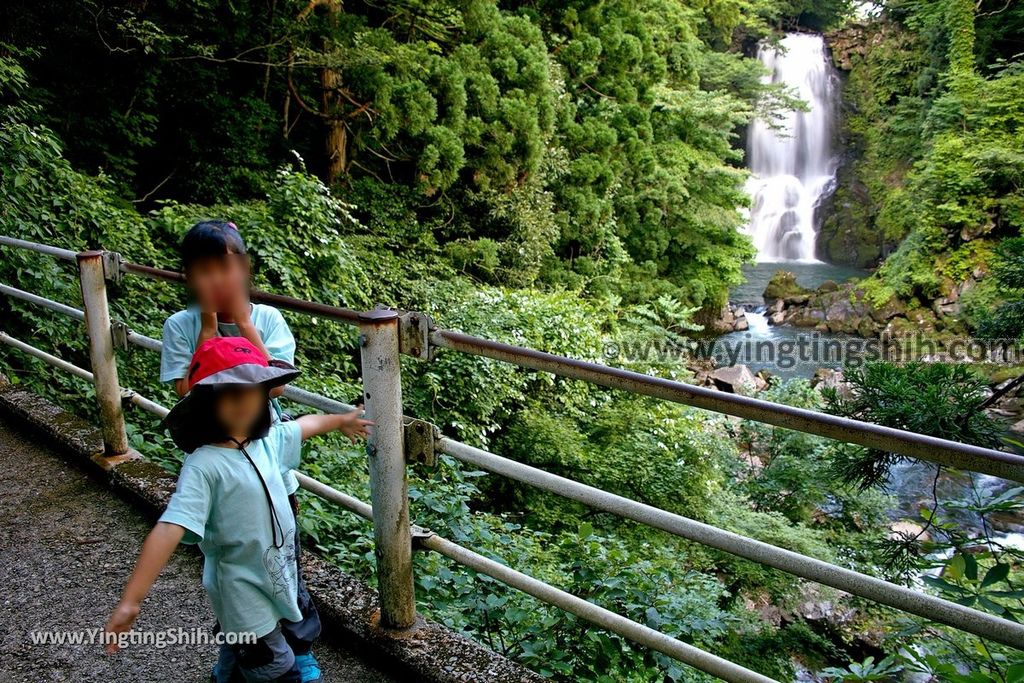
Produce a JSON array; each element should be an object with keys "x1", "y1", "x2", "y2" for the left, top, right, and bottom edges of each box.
[
  {"x1": 322, "y1": 66, "x2": 347, "y2": 183},
  {"x1": 321, "y1": 0, "x2": 345, "y2": 183}
]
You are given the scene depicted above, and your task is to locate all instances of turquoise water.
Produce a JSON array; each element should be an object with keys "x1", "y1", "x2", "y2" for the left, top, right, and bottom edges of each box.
[
  {"x1": 729, "y1": 262, "x2": 868, "y2": 307},
  {"x1": 716, "y1": 262, "x2": 870, "y2": 380}
]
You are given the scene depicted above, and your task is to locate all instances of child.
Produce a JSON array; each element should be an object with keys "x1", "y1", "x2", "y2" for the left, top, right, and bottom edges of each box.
[
  {"x1": 105, "y1": 337, "x2": 372, "y2": 682},
  {"x1": 160, "y1": 221, "x2": 315, "y2": 678}
]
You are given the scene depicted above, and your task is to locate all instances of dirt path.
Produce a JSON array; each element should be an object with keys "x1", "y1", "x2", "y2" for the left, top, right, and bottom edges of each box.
[{"x1": 0, "y1": 417, "x2": 395, "y2": 682}]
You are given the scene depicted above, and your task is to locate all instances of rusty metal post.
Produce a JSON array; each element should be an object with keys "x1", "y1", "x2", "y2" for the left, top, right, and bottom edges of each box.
[
  {"x1": 359, "y1": 309, "x2": 416, "y2": 629},
  {"x1": 77, "y1": 250, "x2": 129, "y2": 455}
]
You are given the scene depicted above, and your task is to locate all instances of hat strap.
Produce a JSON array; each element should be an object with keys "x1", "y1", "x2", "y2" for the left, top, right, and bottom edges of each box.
[{"x1": 231, "y1": 437, "x2": 287, "y2": 549}]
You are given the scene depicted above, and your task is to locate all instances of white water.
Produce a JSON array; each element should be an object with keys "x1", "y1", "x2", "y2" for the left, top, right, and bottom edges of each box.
[{"x1": 745, "y1": 33, "x2": 839, "y2": 263}]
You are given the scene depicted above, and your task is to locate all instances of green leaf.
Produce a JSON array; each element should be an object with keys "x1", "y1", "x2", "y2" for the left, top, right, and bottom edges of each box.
[
  {"x1": 1005, "y1": 663, "x2": 1024, "y2": 683},
  {"x1": 980, "y1": 563, "x2": 1010, "y2": 589},
  {"x1": 963, "y1": 553, "x2": 978, "y2": 582},
  {"x1": 947, "y1": 554, "x2": 966, "y2": 580}
]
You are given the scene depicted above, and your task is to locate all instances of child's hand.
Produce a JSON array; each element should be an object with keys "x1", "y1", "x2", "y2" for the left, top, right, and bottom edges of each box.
[
  {"x1": 297, "y1": 407, "x2": 374, "y2": 441},
  {"x1": 227, "y1": 286, "x2": 253, "y2": 327},
  {"x1": 103, "y1": 600, "x2": 140, "y2": 654},
  {"x1": 340, "y1": 406, "x2": 373, "y2": 443},
  {"x1": 192, "y1": 274, "x2": 220, "y2": 314}
]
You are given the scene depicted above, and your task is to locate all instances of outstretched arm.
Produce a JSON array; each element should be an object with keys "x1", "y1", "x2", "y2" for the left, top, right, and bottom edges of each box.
[
  {"x1": 103, "y1": 522, "x2": 186, "y2": 654},
  {"x1": 297, "y1": 407, "x2": 373, "y2": 443}
]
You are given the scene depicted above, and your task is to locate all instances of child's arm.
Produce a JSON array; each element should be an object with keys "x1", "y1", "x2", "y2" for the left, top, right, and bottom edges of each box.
[
  {"x1": 103, "y1": 522, "x2": 185, "y2": 654},
  {"x1": 194, "y1": 282, "x2": 222, "y2": 354},
  {"x1": 297, "y1": 408, "x2": 373, "y2": 443}
]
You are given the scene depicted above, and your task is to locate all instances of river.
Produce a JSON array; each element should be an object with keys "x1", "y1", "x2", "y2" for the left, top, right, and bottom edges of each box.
[{"x1": 719, "y1": 263, "x2": 868, "y2": 380}]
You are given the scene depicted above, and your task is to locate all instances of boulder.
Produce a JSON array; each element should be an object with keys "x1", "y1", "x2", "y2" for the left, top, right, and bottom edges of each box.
[
  {"x1": 889, "y1": 521, "x2": 931, "y2": 543},
  {"x1": 811, "y1": 368, "x2": 848, "y2": 395},
  {"x1": 867, "y1": 295, "x2": 906, "y2": 324},
  {"x1": 789, "y1": 308, "x2": 826, "y2": 327},
  {"x1": 856, "y1": 317, "x2": 878, "y2": 337},
  {"x1": 816, "y1": 280, "x2": 839, "y2": 294},
  {"x1": 763, "y1": 271, "x2": 811, "y2": 307},
  {"x1": 711, "y1": 364, "x2": 758, "y2": 395}
]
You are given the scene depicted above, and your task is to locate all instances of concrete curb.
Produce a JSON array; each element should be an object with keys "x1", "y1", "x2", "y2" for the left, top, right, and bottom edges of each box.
[{"x1": 0, "y1": 376, "x2": 543, "y2": 683}]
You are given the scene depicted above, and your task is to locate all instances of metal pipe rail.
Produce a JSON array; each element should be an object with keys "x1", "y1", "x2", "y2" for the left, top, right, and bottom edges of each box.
[
  {"x1": 0, "y1": 327, "x2": 779, "y2": 682},
  {"x1": 431, "y1": 329, "x2": 1024, "y2": 484},
  {"x1": 7, "y1": 280, "x2": 1020, "y2": 650},
  {"x1": 0, "y1": 283, "x2": 85, "y2": 321},
  {"x1": 0, "y1": 332, "x2": 94, "y2": 382},
  {"x1": 438, "y1": 436, "x2": 1024, "y2": 650},
  {"x1": 118, "y1": 261, "x2": 361, "y2": 325},
  {"x1": 5, "y1": 234, "x2": 1024, "y2": 683},
  {"x1": 0, "y1": 235, "x2": 77, "y2": 261},
  {"x1": 281, "y1": 480, "x2": 781, "y2": 683}
]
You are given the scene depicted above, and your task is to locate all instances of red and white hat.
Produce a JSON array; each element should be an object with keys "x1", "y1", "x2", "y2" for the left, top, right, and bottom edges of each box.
[{"x1": 162, "y1": 337, "x2": 299, "y2": 451}]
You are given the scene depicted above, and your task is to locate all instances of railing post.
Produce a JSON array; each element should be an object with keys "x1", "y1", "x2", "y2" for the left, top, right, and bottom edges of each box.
[
  {"x1": 359, "y1": 308, "x2": 416, "y2": 629},
  {"x1": 77, "y1": 250, "x2": 129, "y2": 456}
]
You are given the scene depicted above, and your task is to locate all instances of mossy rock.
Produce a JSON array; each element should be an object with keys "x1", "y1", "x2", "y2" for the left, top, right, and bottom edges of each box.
[{"x1": 763, "y1": 271, "x2": 812, "y2": 305}]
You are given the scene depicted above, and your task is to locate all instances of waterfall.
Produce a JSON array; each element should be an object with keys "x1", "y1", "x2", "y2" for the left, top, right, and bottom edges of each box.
[{"x1": 744, "y1": 33, "x2": 838, "y2": 263}]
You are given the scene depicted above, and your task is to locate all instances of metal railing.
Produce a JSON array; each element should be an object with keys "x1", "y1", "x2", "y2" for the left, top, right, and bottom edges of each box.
[{"x1": 2, "y1": 234, "x2": 1024, "y2": 683}]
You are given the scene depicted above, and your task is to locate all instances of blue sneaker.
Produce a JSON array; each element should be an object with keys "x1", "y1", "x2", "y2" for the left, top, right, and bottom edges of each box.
[{"x1": 294, "y1": 652, "x2": 323, "y2": 683}]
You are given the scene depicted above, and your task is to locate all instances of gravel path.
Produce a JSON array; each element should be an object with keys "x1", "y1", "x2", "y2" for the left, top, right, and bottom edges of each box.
[{"x1": 0, "y1": 417, "x2": 396, "y2": 682}]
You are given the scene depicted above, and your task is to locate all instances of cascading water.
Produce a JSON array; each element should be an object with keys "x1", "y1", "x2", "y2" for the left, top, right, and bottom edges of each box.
[{"x1": 745, "y1": 33, "x2": 838, "y2": 262}]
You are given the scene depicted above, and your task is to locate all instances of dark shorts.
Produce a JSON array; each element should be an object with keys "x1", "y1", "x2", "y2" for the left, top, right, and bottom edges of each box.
[{"x1": 212, "y1": 493, "x2": 321, "y2": 682}]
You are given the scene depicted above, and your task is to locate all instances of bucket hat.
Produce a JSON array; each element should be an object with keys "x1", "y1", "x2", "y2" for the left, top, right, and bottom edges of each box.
[{"x1": 162, "y1": 337, "x2": 299, "y2": 452}]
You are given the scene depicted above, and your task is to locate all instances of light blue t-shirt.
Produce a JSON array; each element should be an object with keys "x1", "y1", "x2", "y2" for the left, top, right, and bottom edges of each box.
[
  {"x1": 160, "y1": 422, "x2": 303, "y2": 638},
  {"x1": 160, "y1": 304, "x2": 299, "y2": 493}
]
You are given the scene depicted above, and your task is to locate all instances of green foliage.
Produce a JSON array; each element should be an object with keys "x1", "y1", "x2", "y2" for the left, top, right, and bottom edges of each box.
[
  {"x1": 821, "y1": 655, "x2": 902, "y2": 682},
  {"x1": 822, "y1": 362, "x2": 1001, "y2": 488},
  {"x1": 975, "y1": 237, "x2": 1024, "y2": 340},
  {"x1": 0, "y1": 0, "x2": 794, "y2": 309},
  {"x1": 10, "y1": 0, "x2": 1024, "y2": 679},
  {"x1": 836, "y1": 1, "x2": 1024, "y2": 309}
]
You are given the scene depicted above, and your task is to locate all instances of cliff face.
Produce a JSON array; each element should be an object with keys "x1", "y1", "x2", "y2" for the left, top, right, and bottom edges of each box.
[{"x1": 817, "y1": 22, "x2": 903, "y2": 268}]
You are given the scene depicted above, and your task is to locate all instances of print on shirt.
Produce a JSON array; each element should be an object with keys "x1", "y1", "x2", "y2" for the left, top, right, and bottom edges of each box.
[{"x1": 263, "y1": 529, "x2": 298, "y2": 598}]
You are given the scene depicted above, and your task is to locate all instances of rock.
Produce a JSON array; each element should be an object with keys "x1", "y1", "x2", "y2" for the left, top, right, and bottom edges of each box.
[
  {"x1": 889, "y1": 521, "x2": 931, "y2": 543},
  {"x1": 867, "y1": 295, "x2": 906, "y2": 324},
  {"x1": 907, "y1": 307, "x2": 938, "y2": 332},
  {"x1": 1010, "y1": 419, "x2": 1024, "y2": 436},
  {"x1": 932, "y1": 297, "x2": 960, "y2": 317},
  {"x1": 961, "y1": 218, "x2": 994, "y2": 242},
  {"x1": 763, "y1": 271, "x2": 812, "y2": 307},
  {"x1": 769, "y1": 311, "x2": 786, "y2": 325},
  {"x1": 811, "y1": 368, "x2": 847, "y2": 394},
  {"x1": 989, "y1": 510, "x2": 1024, "y2": 534},
  {"x1": 825, "y1": 298, "x2": 856, "y2": 323},
  {"x1": 816, "y1": 280, "x2": 839, "y2": 294},
  {"x1": 856, "y1": 317, "x2": 878, "y2": 337},
  {"x1": 711, "y1": 364, "x2": 758, "y2": 395},
  {"x1": 753, "y1": 375, "x2": 768, "y2": 392},
  {"x1": 713, "y1": 305, "x2": 753, "y2": 333},
  {"x1": 827, "y1": 22, "x2": 872, "y2": 71},
  {"x1": 789, "y1": 308, "x2": 826, "y2": 327}
]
